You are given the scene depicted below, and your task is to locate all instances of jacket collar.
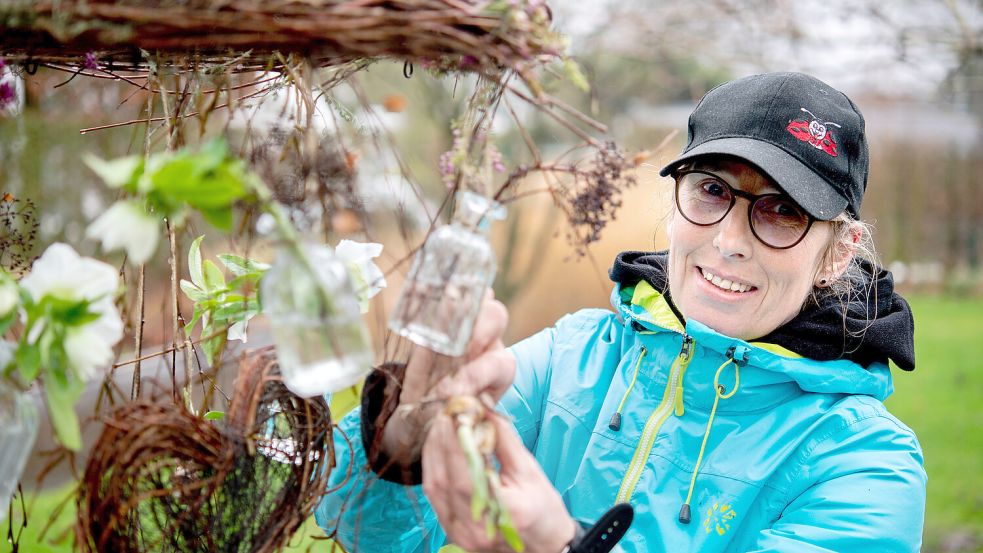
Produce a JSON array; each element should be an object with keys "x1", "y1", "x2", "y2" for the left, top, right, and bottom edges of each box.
[{"x1": 615, "y1": 281, "x2": 894, "y2": 408}]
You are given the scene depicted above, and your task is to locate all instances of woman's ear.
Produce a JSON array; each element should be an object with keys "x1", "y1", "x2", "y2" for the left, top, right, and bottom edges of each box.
[{"x1": 822, "y1": 222, "x2": 862, "y2": 283}]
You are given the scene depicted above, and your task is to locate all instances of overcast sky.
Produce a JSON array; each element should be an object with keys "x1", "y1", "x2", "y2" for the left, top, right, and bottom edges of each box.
[{"x1": 550, "y1": 0, "x2": 979, "y2": 101}]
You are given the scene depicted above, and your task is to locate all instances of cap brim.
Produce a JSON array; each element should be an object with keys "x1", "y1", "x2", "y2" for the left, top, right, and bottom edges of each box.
[{"x1": 658, "y1": 137, "x2": 848, "y2": 221}]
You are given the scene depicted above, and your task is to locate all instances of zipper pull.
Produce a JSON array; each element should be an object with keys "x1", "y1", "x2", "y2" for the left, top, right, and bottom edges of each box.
[
  {"x1": 674, "y1": 336, "x2": 692, "y2": 417},
  {"x1": 680, "y1": 336, "x2": 693, "y2": 359}
]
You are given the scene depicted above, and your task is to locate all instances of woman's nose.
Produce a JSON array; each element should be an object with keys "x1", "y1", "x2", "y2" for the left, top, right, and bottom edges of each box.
[{"x1": 713, "y1": 203, "x2": 754, "y2": 259}]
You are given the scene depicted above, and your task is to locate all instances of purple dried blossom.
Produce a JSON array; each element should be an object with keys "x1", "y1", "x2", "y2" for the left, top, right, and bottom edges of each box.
[
  {"x1": 490, "y1": 148, "x2": 506, "y2": 173},
  {"x1": 84, "y1": 52, "x2": 100, "y2": 71},
  {"x1": 460, "y1": 55, "x2": 479, "y2": 68},
  {"x1": 438, "y1": 150, "x2": 457, "y2": 189},
  {"x1": 0, "y1": 82, "x2": 15, "y2": 108}
]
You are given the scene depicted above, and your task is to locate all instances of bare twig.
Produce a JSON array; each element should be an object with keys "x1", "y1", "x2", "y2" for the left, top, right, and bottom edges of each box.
[
  {"x1": 507, "y1": 85, "x2": 603, "y2": 147},
  {"x1": 130, "y1": 264, "x2": 145, "y2": 400}
]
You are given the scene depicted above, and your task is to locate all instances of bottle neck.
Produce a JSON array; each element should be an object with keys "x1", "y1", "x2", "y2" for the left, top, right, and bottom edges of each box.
[{"x1": 453, "y1": 190, "x2": 503, "y2": 232}]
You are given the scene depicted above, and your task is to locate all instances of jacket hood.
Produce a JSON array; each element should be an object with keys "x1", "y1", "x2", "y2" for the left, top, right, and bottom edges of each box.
[{"x1": 609, "y1": 250, "x2": 915, "y2": 371}]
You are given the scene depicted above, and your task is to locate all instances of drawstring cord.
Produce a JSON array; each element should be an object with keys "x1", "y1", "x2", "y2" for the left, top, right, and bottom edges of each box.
[
  {"x1": 609, "y1": 347, "x2": 647, "y2": 431},
  {"x1": 678, "y1": 352, "x2": 743, "y2": 524}
]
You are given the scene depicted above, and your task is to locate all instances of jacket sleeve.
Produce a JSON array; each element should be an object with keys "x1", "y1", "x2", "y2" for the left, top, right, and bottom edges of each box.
[
  {"x1": 750, "y1": 413, "x2": 927, "y2": 553},
  {"x1": 314, "y1": 320, "x2": 562, "y2": 551},
  {"x1": 314, "y1": 404, "x2": 446, "y2": 553}
]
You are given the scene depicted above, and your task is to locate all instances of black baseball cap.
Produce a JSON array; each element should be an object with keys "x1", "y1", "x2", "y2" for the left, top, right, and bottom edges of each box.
[{"x1": 659, "y1": 72, "x2": 868, "y2": 220}]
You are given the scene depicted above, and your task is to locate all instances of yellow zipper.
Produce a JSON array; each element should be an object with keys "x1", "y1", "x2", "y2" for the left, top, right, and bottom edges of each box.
[{"x1": 615, "y1": 335, "x2": 694, "y2": 504}]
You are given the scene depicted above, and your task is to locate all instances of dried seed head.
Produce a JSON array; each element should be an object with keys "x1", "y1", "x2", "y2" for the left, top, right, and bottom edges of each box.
[{"x1": 561, "y1": 142, "x2": 637, "y2": 256}]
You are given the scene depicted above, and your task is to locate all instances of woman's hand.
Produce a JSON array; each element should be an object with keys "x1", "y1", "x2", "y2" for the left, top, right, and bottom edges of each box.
[
  {"x1": 422, "y1": 411, "x2": 576, "y2": 553},
  {"x1": 381, "y1": 290, "x2": 515, "y2": 460}
]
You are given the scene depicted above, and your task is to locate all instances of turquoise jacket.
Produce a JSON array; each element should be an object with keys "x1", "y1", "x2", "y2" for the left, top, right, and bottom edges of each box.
[{"x1": 316, "y1": 281, "x2": 926, "y2": 552}]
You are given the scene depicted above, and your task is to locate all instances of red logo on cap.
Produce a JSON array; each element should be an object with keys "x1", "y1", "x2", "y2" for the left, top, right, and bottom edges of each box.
[{"x1": 787, "y1": 108, "x2": 840, "y2": 157}]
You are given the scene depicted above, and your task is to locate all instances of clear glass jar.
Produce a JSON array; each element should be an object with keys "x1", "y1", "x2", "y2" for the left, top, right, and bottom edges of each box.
[
  {"x1": 261, "y1": 243, "x2": 373, "y2": 398},
  {"x1": 389, "y1": 191, "x2": 505, "y2": 357},
  {"x1": 0, "y1": 381, "x2": 38, "y2": 523}
]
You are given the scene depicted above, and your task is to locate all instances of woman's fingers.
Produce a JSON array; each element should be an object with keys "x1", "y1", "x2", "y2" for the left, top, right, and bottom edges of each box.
[
  {"x1": 489, "y1": 411, "x2": 536, "y2": 480},
  {"x1": 434, "y1": 345, "x2": 516, "y2": 401},
  {"x1": 421, "y1": 414, "x2": 452, "y2": 522},
  {"x1": 466, "y1": 291, "x2": 509, "y2": 362},
  {"x1": 423, "y1": 414, "x2": 491, "y2": 549}
]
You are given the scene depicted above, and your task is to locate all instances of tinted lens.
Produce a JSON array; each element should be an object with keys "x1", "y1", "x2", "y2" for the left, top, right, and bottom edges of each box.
[
  {"x1": 676, "y1": 173, "x2": 733, "y2": 224},
  {"x1": 751, "y1": 195, "x2": 811, "y2": 247}
]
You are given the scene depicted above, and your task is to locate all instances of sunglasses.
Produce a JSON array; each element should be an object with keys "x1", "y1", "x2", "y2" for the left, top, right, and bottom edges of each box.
[{"x1": 673, "y1": 170, "x2": 815, "y2": 249}]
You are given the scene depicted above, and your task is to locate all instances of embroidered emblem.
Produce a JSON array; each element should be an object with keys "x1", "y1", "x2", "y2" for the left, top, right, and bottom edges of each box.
[
  {"x1": 786, "y1": 107, "x2": 841, "y2": 157},
  {"x1": 703, "y1": 502, "x2": 737, "y2": 536}
]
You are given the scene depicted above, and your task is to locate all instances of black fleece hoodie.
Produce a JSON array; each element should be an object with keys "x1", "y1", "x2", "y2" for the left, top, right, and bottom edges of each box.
[{"x1": 609, "y1": 251, "x2": 916, "y2": 371}]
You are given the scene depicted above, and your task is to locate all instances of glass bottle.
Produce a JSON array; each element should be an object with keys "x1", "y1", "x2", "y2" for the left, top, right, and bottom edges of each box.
[
  {"x1": 389, "y1": 191, "x2": 505, "y2": 357},
  {"x1": 0, "y1": 381, "x2": 38, "y2": 523},
  {"x1": 261, "y1": 243, "x2": 373, "y2": 398}
]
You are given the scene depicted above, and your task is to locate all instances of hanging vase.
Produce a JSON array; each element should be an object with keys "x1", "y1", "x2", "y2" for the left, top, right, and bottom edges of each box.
[
  {"x1": 0, "y1": 381, "x2": 38, "y2": 522},
  {"x1": 389, "y1": 190, "x2": 505, "y2": 356},
  {"x1": 261, "y1": 243, "x2": 373, "y2": 398}
]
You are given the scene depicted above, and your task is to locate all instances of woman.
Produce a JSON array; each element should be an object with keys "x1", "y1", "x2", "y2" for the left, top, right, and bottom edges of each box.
[{"x1": 315, "y1": 72, "x2": 926, "y2": 552}]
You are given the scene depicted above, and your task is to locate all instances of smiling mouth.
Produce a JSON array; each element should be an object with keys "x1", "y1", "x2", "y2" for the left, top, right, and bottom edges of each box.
[{"x1": 699, "y1": 267, "x2": 756, "y2": 293}]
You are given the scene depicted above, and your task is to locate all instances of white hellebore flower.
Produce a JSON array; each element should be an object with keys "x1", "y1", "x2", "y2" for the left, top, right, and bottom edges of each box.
[
  {"x1": 0, "y1": 271, "x2": 18, "y2": 317},
  {"x1": 20, "y1": 243, "x2": 124, "y2": 381},
  {"x1": 335, "y1": 239, "x2": 386, "y2": 313},
  {"x1": 86, "y1": 200, "x2": 160, "y2": 265},
  {"x1": 227, "y1": 319, "x2": 249, "y2": 343}
]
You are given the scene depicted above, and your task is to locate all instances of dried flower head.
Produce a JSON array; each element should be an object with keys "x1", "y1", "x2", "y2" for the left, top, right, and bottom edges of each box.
[
  {"x1": 247, "y1": 127, "x2": 358, "y2": 231},
  {"x1": 83, "y1": 51, "x2": 100, "y2": 71},
  {"x1": 560, "y1": 142, "x2": 637, "y2": 256}
]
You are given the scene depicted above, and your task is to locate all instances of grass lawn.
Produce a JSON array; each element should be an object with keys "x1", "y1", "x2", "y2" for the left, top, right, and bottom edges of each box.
[
  {"x1": 3, "y1": 295, "x2": 982, "y2": 552},
  {"x1": 886, "y1": 295, "x2": 983, "y2": 553}
]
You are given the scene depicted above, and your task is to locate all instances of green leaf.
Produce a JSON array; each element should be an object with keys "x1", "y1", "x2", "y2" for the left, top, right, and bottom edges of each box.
[
  {"x1": 15, "y1": 342, "x2": 41, "y2": 382},
  {"x1": 82, "y1": 153, "x2": 143, "y2": 191},
  {"x1": 180, "y1": 280, "x2": 208, "y2": 303},
  {"x1": 228, "y1": 272, "x2": 263, "y2": 291},
  {"x1": 203, "y1": 260, "x2": 226, "y2": 292},
  {"x1": 199, "y1": 207, "x2": 234, "y2": 232},
  {"x1": 43, "y1": 374, "x2": 86, "y2": 450},
  {"x1": 0, "y1": 311, "x2": 15, "y2": 335},
  {"x1": 218, "y1": 254, "x2": 269, "y2": 277},
  {"x1": 203, "y1": 410, "x2": 225, "y2": 421},
  {"x1": 184, "y1": 306, "x2": 204, "y2": 336},
  {"x1": 188, "y1": 235, "x2": 205, "y2": 289},
  {"x1": 150, "y1": 145, "x2": 248, "y2": 211},
  {"x1": 212, "y1": 300, "x2": 259, "y2": 322},
  {"x1": 210, "y1": 302, "x2": 246, "y2": 323},
  {"x1": 194, "y1": 164, "x2": 251, "y2": 208},
  {"x1": 196, "y1": 138, "x2": 230, "y2": 169}
]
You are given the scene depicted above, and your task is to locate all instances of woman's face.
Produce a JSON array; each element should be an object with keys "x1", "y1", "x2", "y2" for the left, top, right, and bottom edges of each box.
[{"x1": 667, "y1": 158, "x2": 832, "y2": 340}]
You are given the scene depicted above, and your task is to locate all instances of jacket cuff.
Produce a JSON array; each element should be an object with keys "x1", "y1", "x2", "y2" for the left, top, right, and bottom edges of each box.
[{"x1": 360, "y1": 362, "x2": 424, "y2": 485}]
